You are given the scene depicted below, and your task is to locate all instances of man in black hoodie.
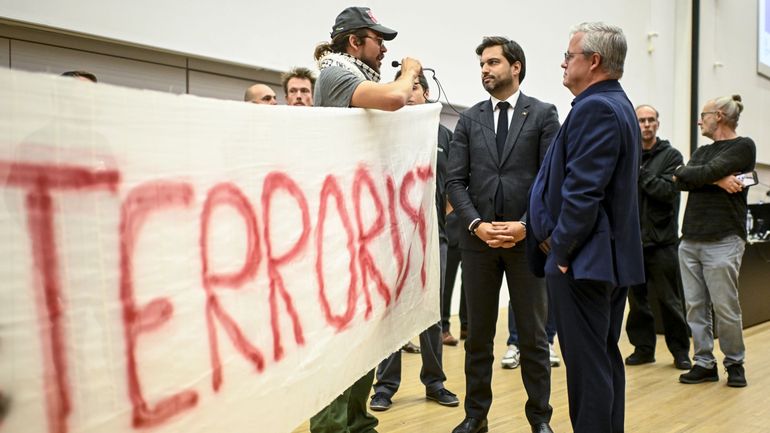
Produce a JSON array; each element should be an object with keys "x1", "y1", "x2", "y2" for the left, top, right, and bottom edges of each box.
[{"x1": 624, "y1": 105, "x2": 692, "y2": 370}]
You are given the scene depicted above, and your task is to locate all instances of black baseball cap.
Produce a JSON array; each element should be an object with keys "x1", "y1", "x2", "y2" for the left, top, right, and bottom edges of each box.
[{"x1": 330, "y1": 7, "x2": 397, "y2": 41}]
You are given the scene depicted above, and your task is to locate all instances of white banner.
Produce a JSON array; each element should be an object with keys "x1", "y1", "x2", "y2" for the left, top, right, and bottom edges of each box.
[{"x1": 0, "y1": 68, "x2": 441, "y2": 433}]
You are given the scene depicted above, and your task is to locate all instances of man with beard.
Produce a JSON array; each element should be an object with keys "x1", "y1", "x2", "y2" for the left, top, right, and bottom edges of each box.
[
  {"x1": 624, "y1": 104, "x2": 691, "y2": 370},
  {"x1": 309, "y1": 6, "x2": 423, "y2": 433},
  {"x1": 313, "y1": 7, "x2": 421, "y2": 110},
  {"x1": 281, "y1": 67, "x2": 315, "y2": 106},
  {"x1": 446, "y1": 36, "x2": 559, "y2": 433}
]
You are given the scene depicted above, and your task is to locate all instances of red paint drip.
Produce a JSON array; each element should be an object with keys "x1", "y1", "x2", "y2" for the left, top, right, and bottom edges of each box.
[
  {"x1": 387, "y1": 175, "x2": 410, "y2": 300},
  {"x1": 261, "y1": 172, "x2": 307, "y2": 361},
  {"x1": 352, "y1": 167, "x2": 387, "y2": 313},
  {"x1": 0, "y1": 161, "x2": 119, "y2": 433},
  {"x1": 119, "y1": 181, "x2": 198, "y2": 428},
  {"x1": 399, "y1": 167, "x2": 432, "y2": 290},
  {"x1": 200, "y1": 183, "x2": 265, "y2": 391},
  {"x1": 316, "y1": 175, "x2": 359, "y2": 330}
]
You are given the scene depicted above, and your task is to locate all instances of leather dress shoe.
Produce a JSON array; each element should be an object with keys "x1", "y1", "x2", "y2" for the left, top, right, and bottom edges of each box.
[
  {"x1": 443, "y1": 331, "x2": 459, "y2": 346},
  {"x1": 401, "y1": 341, "x2": 421, "y2": 353},
  {"x1": 531, "y1": 422, "x2": 554, "y2": 433},
  {"x1": 451, "y1": 417, "x2": 488, "y2": 433},
  {"x1": 625, "y1": 351, "x2": 655, "y2": 365}
]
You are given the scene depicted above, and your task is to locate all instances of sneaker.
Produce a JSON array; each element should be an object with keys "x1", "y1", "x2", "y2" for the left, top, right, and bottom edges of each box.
[
  {"x1": 369, "y1": 392, "x2": 392, "y2": 411},
  {"x1": 726, "y1": 364, "x2": 747, "y2": 388},
  {"x1": 442, "y1": 331, "x2": 459, "y2": 346},
  {"x1": 625, "y1": 351, "x2": 655, "y2": 366},
  {"x1": 401, "y1": 341, "x2": 421, "y2": 354},
  {"x1": 501, "y1": 344, "x2": 520, "y2": 369},
  {"x1": 673, "y1": 353, "x2": 692, "y2": 370},
  {"x1": 426, "y1": 388, "x2": 459, "y2": 407},
  {"x1": 549, "y1": 343, "x2": 561, "y2": 367},
  {"x1": 679, "y1": 365, "x2": 718, "y2": 384}
]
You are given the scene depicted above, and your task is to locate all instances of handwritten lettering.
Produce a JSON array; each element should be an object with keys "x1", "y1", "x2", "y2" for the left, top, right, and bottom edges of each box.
[
  {"x1": 0, "y1": 162, "x2": 119, "y2": 433},
  {"x1": 0, "y1": 160, "x2": 432, "y2": 433},
  {"x1": 119, "y1": 181, "x2": 199, "y2": 428}
]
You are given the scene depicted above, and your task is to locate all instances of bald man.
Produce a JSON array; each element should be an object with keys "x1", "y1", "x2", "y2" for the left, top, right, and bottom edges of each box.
[{"x1": 244, "y1": 84, "x2": 278, "y2": 105}]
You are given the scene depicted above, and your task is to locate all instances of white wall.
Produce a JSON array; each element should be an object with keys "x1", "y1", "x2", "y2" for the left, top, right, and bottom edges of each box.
[
  {"x1": 5, "y1": 1, "x2": 769, "y2": 162},
  {"x1": 699, "y1": 0, "x2": 770, "y2": 165},
  {"x1": 0, "y1": 0, "x2": 689, "y2": 314},
  {"x1": 4, "y1": 0, "x2": 769, "y2": 306},
  {"x1": 0, "y1": 1, "x2": 680, "y2": 129}
]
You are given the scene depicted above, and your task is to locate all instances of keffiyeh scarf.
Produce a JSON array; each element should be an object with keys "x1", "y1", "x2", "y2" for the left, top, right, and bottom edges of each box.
[{"x1": 317, "y1": 51, "x2": 380, "y2": 83}]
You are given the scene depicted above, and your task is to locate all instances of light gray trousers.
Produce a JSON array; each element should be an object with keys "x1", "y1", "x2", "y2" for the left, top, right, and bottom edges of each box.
[{"x1": 679, "y1": 235, "x2": 746, "y2": 368}]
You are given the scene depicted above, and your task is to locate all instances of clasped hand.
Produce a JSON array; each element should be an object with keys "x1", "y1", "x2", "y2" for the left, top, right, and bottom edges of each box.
[{"x1": 476, "y1": 221, "x2": 526, "y2": 248}]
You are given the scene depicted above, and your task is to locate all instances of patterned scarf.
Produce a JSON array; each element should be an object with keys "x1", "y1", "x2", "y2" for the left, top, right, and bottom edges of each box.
[{"x1": 317, "y1": 51, "x2": 380, "y2": 83}]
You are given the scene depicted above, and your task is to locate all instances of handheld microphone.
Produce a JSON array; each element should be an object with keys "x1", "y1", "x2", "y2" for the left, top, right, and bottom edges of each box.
[
  {"x1": 391, "y1": 59, "x2": 494, "y2": 133},
  {"x1": 391, "y1": 60, "x2": 434, "y2": 72}
]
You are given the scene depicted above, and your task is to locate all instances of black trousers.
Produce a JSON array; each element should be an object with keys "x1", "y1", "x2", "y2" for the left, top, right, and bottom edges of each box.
[
  {"x1": 375, "y1": 237, "x2": 447, "y2": 397},
  {"x1": 461, "y1": 243, "x2": 551, "y2": 424},
  {"x1": 374, "y1": 321, "x2": 445, "y2": 396},
  {"x1": 441, "y1": 243, "x2": 467, "y2": 332},
  {"x1": 547, "y1": 273, "x2": 627, "y2": 433},
  {"x1": 626, "y1": 244, "x2": 690, "y2": 357}
]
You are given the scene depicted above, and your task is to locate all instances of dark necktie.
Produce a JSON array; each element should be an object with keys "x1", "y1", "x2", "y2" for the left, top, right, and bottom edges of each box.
[
  {"x1": 494, "y1": 101, "x2": 510, "y2": 217},
  {"x1": 496, "y1": 101, "x2": 510, "y2": 160}
]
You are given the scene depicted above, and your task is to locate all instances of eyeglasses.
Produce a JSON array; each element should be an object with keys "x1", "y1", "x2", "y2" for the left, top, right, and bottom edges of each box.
[
  {"x1": 563, "y1": 51, "x2": 589, "y2": 62},
  {"x1": 638, "y1": 117, "x2": 657, "y2": 125},
  {"x1": 699, "y1": 111, "x2": 720, "y2": 120},
  {"x1": 362, "y1": 35, "x2": 385, "y2": 47}
]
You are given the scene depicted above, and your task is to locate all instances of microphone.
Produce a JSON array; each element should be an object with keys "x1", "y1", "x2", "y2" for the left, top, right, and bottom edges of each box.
[
  {"x1": 391, "y1": 59, "x2": 492, "y2": 132},
  {"x1": 391, "y1": 60, "x2": 434, "y2": 72}
]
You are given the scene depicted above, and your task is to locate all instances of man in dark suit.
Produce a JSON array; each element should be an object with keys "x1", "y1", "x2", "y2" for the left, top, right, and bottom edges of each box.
[
  {"x1": 446, "y1": 36, "x2": 559, "y2": 433},
  {"x1": 527, "y1": 22, "x2": 645, "y2": 433}
]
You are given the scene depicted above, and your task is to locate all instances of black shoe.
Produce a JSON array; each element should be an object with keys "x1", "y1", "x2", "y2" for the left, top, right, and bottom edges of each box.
[
  {"x1": 369, "y1": 392, "x2": 392, "y2": 411},
  {"x1": 451, "y1": 417, "x2": 488, "y2": 433},
  {"x1": 679, "y1": 365, "x2": 718, "y2": 384},
  {"x1": 673, "y1": 353, "x2": 692, "y2": 370},
  {"x1": 726, "y1": 364, "x2": 747, "y2": 388},
  {"x1": 460, "y1": 328, "x2": 468, "y2": 340},
  {"x1": 426, "y1": 388, "x2": 459, "y2": 407},
  {"x1": 531, "y1": 422, "x2": 554, "y2": 433},
  {"x1": 625, "y1": 351, "x2": 655, "y2": 365},
  {"x1": 401, "y1": 341, "x2": 421, "y2": 354}
]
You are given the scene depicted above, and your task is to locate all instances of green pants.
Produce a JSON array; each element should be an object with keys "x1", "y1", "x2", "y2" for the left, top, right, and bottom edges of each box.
[{"x1": 309, "y1": 369, "x2": 378, "y2": 433}]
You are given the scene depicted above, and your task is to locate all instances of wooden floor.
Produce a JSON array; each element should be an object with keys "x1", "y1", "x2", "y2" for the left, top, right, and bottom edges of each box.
[{"x1": 292, "y1": 310, "x2": 770, "y2": 433}]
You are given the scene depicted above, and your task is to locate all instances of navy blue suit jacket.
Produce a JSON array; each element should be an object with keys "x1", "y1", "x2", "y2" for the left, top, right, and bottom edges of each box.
[
  {"x1": 446, "y1": 93, "x2": 559, "y2": 251},
  {"x1": 527, "y1": 80, "x2": 644, "y2": 287}
]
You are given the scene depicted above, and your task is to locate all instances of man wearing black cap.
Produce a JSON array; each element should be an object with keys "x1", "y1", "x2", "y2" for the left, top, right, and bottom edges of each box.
[
  {"x1": 308, "y1": 6, "x2": 424, "y2": 433},
  {"x1": 313, "y1": 6, "x2": 422, "y2": 110}
]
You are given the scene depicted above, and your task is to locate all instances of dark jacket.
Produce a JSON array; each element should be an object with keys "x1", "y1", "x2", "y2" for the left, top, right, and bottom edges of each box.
[
  {"x1": 436, "y1": 124, "x2": 452, "y2": 242},
  {"x1": 446, "y1": 93, "x2": 559, "y2": 251},
  {"x1": 638, "y1": 138, "x2": 683, "y2": 247},
  {"x1": 527, "y1": 80, "x2": 644, "y2": 287}
]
